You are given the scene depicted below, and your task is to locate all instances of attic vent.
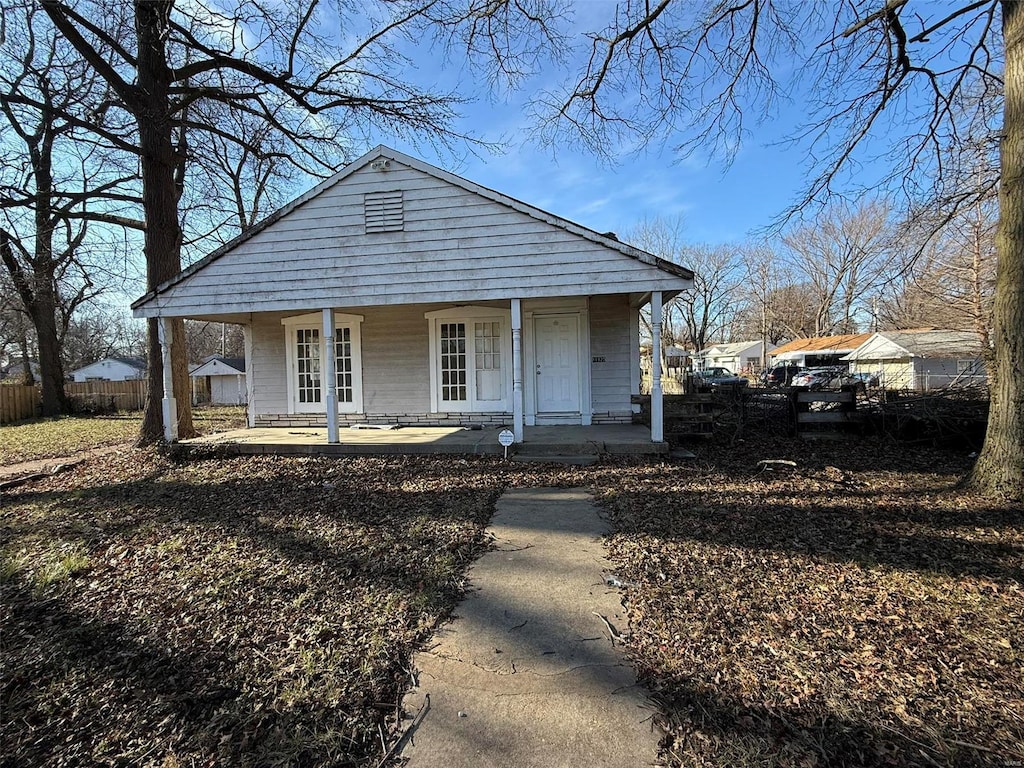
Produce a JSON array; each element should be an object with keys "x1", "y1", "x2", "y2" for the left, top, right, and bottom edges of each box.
[{"x1": 364, "y1": 190, "x2": 404, "y2": 233}]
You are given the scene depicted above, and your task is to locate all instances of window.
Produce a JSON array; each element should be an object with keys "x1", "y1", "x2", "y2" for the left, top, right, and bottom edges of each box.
[
  {"x1": 283, "y1": 313, "x2": 363, "y2": 414},
  {"x1": 956, "y1": 359, "x2": 979, "y2": 375},
  {"x1": 426, "y1": 307, "x2": 510, "y2": 412}
]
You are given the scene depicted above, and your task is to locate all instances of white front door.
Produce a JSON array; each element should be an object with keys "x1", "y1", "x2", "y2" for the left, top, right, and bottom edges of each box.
[{"x1": 535, "y1": 315, "x2": 580, "y2": 413}]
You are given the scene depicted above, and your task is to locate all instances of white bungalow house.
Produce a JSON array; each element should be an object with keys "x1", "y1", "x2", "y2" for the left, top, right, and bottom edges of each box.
[
  {"x1": 190, "y1": 355, "x2": 247, "y2": 405},
  {"x1": 841, "y1": 330, "x2": 988, "y2": 390},
  {"x1": 694, "y1": 340, "x2": 774, "y2": 374},
  {"x1": 69, "y1": 357, "x2": 146, "y2": 383},
  {"x1": 132, "y1": 146, "x2": 693, "y2": 445}
]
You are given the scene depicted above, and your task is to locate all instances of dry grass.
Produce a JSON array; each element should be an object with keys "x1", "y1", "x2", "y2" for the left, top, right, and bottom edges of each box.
[
  {"x1": 0, "y1": 407, "x2": 247, "y2": 467},
  {"x1": 0, "y1": 416, "x2": 140, "y2": 465}
]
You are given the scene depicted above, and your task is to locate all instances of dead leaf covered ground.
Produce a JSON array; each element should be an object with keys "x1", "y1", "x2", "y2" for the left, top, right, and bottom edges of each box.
[
  {"x1": 1, "y1": 431, "x2": 1021, "y2": 767},
  {"x1": 1, "y1": 450, "x2": 500, "y2": 767},
  {"x1": 589, "y1": 440, "x2": 1023, "y2": 768}
]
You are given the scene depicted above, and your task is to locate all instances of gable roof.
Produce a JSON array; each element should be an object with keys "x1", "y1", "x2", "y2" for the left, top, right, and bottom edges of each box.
[
  {"x1": 71, "y1": 357, "x2": 146, "y2": 375},
  {"x1": 771, "y1": 334, "x2": 873, "y2": 357},
  {"x1": 190, "y1": 355, "x2": 246, "y2": 377},
  {"x1": 697, "y1": 340, "x2": 766, "y2": 357},
  {"x1": 133, "y1": 146, "x2": 693, "y2": 318},
  {"x1": 843, "y1": 330, "x2": 984, "y2": 361}
]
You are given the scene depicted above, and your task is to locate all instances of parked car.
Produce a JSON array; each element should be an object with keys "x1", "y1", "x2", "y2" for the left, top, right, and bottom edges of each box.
[
  {"x1": 849, "y1": 371, "x2": 880, "y2": 389},
  {"x1": 790, "y1": 367, "x2": 856, "y2": 391},
  {"x1": 760, "y1": 363, "x2": 803, "y2": 387},
  {"x1": 693, "y1": 366, "x2": 749, "y2": 389}
]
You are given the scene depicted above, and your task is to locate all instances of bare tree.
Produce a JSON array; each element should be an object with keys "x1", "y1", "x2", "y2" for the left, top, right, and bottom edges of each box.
[
  {"x1": 629, "y1": 216, "x2": 742, "y2": 351},
  {"x1": 877, "y1": 195, "x2": 997, "y2": 345},
  {"x1": 530, "y1": 0, "x2": 1017, "y2": 498},
  {"x1": 31, "y1": 0, "x2": 527, "y2": 442},
  {"x1": 780, "y1": 198, "x2": 898, "y2": 336},
  {"x1": 731, "y1": 243, "x2": 796, "y2": 366},
  {"x1": 0, "y1": 4, "x2": 135, "y2": 415}
]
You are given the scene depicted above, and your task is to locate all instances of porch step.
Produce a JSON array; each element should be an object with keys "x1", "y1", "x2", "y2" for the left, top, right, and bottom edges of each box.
[
  {"x1": 511, "y1": 454, "x2": 599, "y2": 466},
  {"x1": 514, "y1": 441, "x2": 601, "y2": 456}
]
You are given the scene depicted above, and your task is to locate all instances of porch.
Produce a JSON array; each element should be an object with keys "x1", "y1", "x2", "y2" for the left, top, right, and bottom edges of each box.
[{"x1": 180, "y1": 424, "x2": 667, "y2": 458}]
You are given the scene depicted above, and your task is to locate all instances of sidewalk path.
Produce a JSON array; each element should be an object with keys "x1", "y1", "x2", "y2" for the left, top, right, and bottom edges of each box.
[
  {"x1": 399, "y1": 488, "x2": 659, "y2": 767},
  {"x1": 0, "y1": 443, "x2": 131, "y2": 487}
]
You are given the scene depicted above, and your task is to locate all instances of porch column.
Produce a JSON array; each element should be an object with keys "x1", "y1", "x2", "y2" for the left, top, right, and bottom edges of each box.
[
  {"x1": 651, "y1": 291, "x2": 664, "y2": 443},
  {"x1": 322, "y1": 308, "x2": 339, "y2": 444},
  {"x1": 242, "y1": 322, "x2": 255, "y2": 427},
  {"x1": 511, "y1": 298, "x2": 524, "y2": 442},
  {"x1": 158, "y1": 317, "x2": 178, "y2": 442}
]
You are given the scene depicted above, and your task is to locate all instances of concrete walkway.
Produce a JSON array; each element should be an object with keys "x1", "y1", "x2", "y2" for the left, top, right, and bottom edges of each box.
[{"x1": 398, "y1": 488, "x2": 659, "y2": 767}]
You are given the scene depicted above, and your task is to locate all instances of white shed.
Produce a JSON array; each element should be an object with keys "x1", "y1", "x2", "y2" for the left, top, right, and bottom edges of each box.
[
  {"x1": 132, "y1": 146, "x2": 694, "y2": 445},
  {"x1": 695, "y1": 340, "x2": 774, "y2": 373},
  {"x1": 842, "y1": 330, "x2": 987, "y2": 390},
  {"x1": 190, "y1": 356, "x2": 247, "y2": 405},
  {"x1": 70, "y1": 357, "x2": 146, "y2": 383}
]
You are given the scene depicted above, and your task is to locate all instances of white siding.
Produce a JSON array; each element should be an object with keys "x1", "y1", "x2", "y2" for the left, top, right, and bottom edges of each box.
[
  {"x1": 589, "y1": 294, "x2": 633, "y2": 421},
  {"x1": 71, "y1": 359, "x2": 144, "y2": 382},
  {"x1": 143, "y1": 161, "x2": 689, "y2": 317},
  {"x1": 360, "y1": 304, "x2": 433, "y2": 413},
  {"x1": 249, "y1": 313, "x2": 289, "y2": 415},
  {"x1": 210, "y1": 375, "x2": 246, "y2": 405}
]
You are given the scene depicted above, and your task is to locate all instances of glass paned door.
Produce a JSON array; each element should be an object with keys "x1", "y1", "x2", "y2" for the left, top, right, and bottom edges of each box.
[
  {"x1": 336, "y1": 327, "x2": 353, "y2": 403},
  {"x1": 296, "y1": 328, "x2": 321, "y2": 404},
  {"x1": 440, "y1": 322, "x2": 467, "y2": 402},
  {"x1": 474, "y1": 321, "x2": 502, "y2": 401}
]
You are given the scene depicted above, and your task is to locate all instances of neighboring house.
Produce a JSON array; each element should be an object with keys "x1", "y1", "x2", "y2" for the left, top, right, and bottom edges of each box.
[
  {"x1": 132, "y1": 146, "x2": 694, "y2": 444},
  {"x1": 769, "y1": 334, "x2": 873, "y2": 368},
  {"x1": 69, "y1": 357, "x2": 146, "y2": 382},
  {"x1": 0, "y1": 358, "x2": 40, "y2": 382},
  {"x1": 695, "y1": 340, "x2": 775, "y2": 374},
  {"x1": 841, "y1": 330, "x2": 988, "y2": 390},
  {"x1": 190, "y1": 355, "x2": 247, "y2": 405}
]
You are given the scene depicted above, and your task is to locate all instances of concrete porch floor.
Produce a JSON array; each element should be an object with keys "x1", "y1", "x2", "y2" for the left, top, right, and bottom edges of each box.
[{"x1": 181, "y1": 424, "x2": 667, "y2": 457}]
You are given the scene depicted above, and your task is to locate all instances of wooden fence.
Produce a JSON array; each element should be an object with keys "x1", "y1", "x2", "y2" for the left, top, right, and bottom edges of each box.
[
  {"x1": 0, "y1": 380, "x2": 149, "y2": 425},
  {"x1": 790, "y1": 388, "x2": 860, "y2": 434},
  {"x1": 0, "y1": 385, "x2": 38, "y2": 425}
]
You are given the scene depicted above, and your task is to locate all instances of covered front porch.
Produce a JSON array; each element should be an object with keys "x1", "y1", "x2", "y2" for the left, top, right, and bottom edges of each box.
[{"x1": 180, "y1": 423, "x2": 667, "y2": 457}]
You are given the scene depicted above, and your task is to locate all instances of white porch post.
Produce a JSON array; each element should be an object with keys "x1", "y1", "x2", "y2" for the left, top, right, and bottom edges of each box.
[
  {"x1": 242, "y1": 322, "x2": 255, "y2": 427},
  {"x1": 511, "y1": 298, "x2": 524, "y2": 442},
  {"x1": 158, "y1": 317, "x2": 178, "y2": 442},
  {"x1": 322, "y1": 308, "x2": 339, "y2": 443},
  {"x1": 651, "y1": 292, "x2": 664, "y2": 443}
]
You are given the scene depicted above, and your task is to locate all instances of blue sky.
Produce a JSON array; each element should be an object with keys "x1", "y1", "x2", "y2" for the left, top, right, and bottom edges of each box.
[
  {"x1": 377, "y1": 85, "x2": 807, "y2": 249},
  {"x1": 359, "y1": 4, "x2": 821, "y2": 249}
]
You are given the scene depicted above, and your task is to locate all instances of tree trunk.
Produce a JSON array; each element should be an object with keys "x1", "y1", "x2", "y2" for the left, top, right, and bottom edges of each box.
[
  {"x1": 30, "y1": 296, "x2": 67, "y2": 416},
  {"x1": 970, "y1": 2, "x2": 1024, "y2": 501},
  {"x1": 17, "y1": 331, "x2": 34, "y2": 386},
  {"x1": 134, "y1": 0, "x2": 194, "y2": 444}
]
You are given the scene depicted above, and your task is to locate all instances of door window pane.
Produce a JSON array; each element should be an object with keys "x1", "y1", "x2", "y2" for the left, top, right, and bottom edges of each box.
[
  {"x1": 336, "y1": 326, "x2": 353, "y2": 403},
  {"x1": 296, "y1": 328, "x2": 321, "y2": 403},
  {"x1": 474, "y1": 321, "x2": 501, "y2": 400},
  {"x1": 440, "y1": 322, "x2": 467, "y2": 401}
]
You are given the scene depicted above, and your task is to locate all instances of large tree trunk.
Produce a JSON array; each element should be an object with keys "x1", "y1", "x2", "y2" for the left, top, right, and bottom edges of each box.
[
  {"x1": 135, "y1": 0, "x2": 194, "y2": 444},
  {"x1": 970, "y1": 2, "x2": 1024, "y2": 501},
  {"x1": 30, "y1": 295, "x2": 67, "y2": 417}
]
